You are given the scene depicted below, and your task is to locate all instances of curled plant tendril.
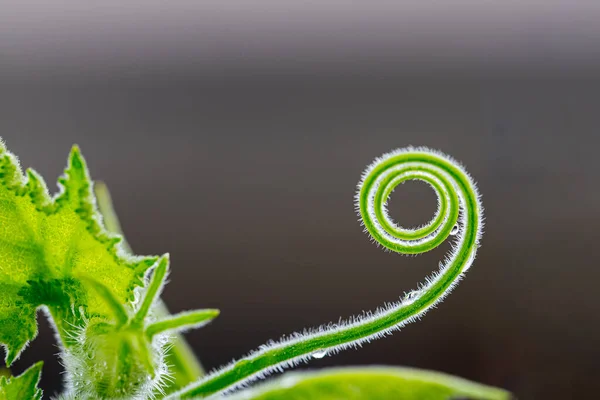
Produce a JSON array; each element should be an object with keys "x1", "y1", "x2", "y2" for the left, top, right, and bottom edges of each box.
[{"x1": 172, "y1": 147, "x2": 483, "y2": 399}]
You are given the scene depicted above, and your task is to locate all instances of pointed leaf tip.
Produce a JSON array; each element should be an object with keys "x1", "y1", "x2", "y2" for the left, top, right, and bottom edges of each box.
[
  {"x1": 0, "y1": 361, "x2": 43, "y2": 400},
  {"x1": 18, "y1": 361, "x2": 43, "y2": 380},
  {"x1": 1, "y1": 314, "x2": 37, "y2": 367},
  {"x1": 155, "y1": 255, "x2": 169, "y2": 278},
  {"x1": 160, "y1": 253, "x2": 170, "y2": 264},
  {"x1": 4, "y1": 348, "x2": 19, "y2": 367},
  {"x1": 70, "y1": 144, "x2": 81, "y2": 154},
  {"x1": 68, "y1": 145, "x2": 85, "y2": 171}
]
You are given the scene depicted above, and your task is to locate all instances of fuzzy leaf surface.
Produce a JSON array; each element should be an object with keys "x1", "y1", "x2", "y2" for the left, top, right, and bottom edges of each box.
[
  {"x1": 226, "y1": 367, "x2": 512, "y2": 400},
  {"x1": 0, "y1": 142, "x2": 158, "y2": 364},
  {"x1": 0, "y1": 362, "x2": 43, "y2": 400}
]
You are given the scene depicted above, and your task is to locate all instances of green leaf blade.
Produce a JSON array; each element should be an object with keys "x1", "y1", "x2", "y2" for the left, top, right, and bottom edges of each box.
[
  {"x1": 0, "y1": 141, "x2": 158, "y2": 363},
  {"x1": 0, "y1": 289, "x2": 37, "y2": 366},
  {"x1": 227, "y1": 367, "x2": 512, "y2": 400},
  {"x1": 0, "y1": 362, "x2": 43, "y2": 400}
]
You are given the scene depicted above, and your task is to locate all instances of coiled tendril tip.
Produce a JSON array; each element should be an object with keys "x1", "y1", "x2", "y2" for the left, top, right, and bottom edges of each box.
[{"x1": 172, "y1": 146, "x2": 483, "y2": 399}]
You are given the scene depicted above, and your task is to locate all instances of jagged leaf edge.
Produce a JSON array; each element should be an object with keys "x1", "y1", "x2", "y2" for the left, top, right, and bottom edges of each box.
[{"x1": 0, "y1": 362, "x2": 43, "y2": 400}]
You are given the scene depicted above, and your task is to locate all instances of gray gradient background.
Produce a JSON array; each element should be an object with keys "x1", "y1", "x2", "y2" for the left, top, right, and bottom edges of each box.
[{"x1": 1, "y1": 2, "x2": 599, "y2": 398}]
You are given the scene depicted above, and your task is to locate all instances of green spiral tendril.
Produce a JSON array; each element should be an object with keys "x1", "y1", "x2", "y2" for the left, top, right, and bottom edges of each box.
[{"x1": 171, "y1": 147, "x2": 484, "y2": 399}]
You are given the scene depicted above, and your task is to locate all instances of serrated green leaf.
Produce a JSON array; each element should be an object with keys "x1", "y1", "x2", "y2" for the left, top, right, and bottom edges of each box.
[
  {"x1": 225, "y1": 367, "x2": 512, "y2": 400},
  {"x1": 0, "y1": 362, "x2": 43, "y2": 400},
  {"x1": 0, "y1": 141, "x2": 158, "y2": 364}
]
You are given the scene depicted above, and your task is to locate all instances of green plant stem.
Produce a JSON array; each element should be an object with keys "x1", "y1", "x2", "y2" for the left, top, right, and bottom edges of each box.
[
  {"x1": 171, "y1": 147, "x2": 483, "y2": 399},
  {"x1": 93, "y1": 182, "x2": 204, "y2": 391}
]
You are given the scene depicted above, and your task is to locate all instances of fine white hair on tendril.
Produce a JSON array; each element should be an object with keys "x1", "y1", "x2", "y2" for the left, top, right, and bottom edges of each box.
[{"x1": 170, "y1": 146, "x2": 484, "y2": 399}]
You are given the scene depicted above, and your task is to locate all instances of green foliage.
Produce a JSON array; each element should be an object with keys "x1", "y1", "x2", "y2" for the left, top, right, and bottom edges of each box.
[
  {"x1": 94, "y1": 182, "x2": 205, "y2": 393},
  {"x1": 0, "y1": 362, "x2": 43, "y2": 400},
  {"x1": 0, "y1": 140, "x2": 217, "y2": 398},
  {"x1": 226, "y1": 367, "x2": 511, "y2": 400},
  {"x1": 171, "y1": 147, "x2": 484, "y2": 398},
  {"x1": 62, "y1": 258, "x2": 218, "y2": 398},
  {"x1": 0, "y1": 142, "x2": 157, "y2": 365},
  {"x1": 0, "y1": 140, "x2": 510, "y2": 400}
]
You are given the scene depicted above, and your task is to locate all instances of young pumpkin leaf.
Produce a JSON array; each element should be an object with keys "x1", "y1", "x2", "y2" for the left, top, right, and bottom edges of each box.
[
  {"x1": 0, "y1": 141, "x2": 159, "y2": 365},
  {"x1": 0, "y1": 362, "x2": 43, "y2": 400},
  {"x1": 225, "y1": 367, "x2": 512, "y2": 400}
]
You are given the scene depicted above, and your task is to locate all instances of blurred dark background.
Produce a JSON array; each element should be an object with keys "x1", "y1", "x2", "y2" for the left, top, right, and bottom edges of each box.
[{"x1": 1, "y1": 2, "x2": 599, "y2": 399}]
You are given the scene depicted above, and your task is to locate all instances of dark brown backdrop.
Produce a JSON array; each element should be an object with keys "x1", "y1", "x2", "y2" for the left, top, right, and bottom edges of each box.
[{"x1": 1, "y1": 3, "x2": 599, "y2": 399}]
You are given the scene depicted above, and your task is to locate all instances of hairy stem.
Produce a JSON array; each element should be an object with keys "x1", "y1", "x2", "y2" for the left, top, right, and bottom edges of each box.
[
  {"x1": 171, "y1": 147, "x2": 483, "y2": 399},
  {"x1": 93, "y1": 182, "x2": 205, "y2": 390}
]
